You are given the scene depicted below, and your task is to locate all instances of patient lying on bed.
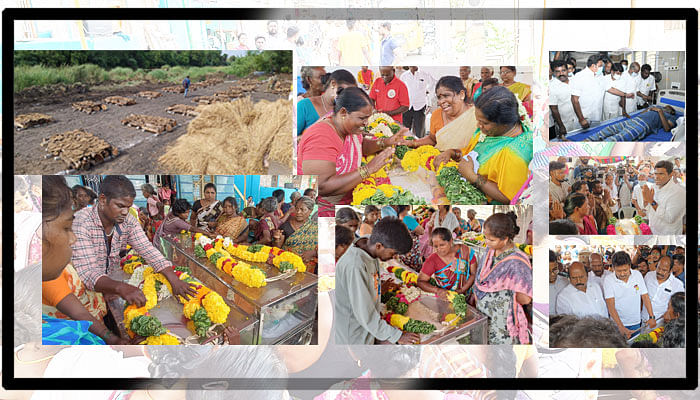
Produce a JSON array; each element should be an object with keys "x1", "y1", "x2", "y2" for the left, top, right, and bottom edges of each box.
[{"x1": 583, "y1": 105, "x2": 678, "y2": 142}]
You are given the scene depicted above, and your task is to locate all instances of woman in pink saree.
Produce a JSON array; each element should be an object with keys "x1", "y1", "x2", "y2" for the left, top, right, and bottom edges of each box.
[
  {"x1": 473, "y1": 212, "x2": 532, "y2": 344},
  {"x1": 297, "y1": 87, "x2": 405, "y2": 217}
]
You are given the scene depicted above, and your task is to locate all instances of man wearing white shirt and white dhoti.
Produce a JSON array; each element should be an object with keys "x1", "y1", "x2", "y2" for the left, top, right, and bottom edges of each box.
[
  {"x1": 556, "y1": 262, "x2": 608, "y2": 318},
  {"x1": 588, "y1": 253, "x2": 612, "y2": 291},
  {"x1": 400, "y1": 66, "x2": 436, "y2": 138},
  {"x1": 571, "y1": 55, "x2": 606, "y2": 130},
  {"x1": 636, "y1": 64, "x2": 656, "y2": 109},
  {"x1": 643, "y1": 256, "x2": 684, "y2": 323},
  {"x1": 641, "y1": 160, "x2": 685, "y2": 235},
  {"x1": 550, "y1": 60, "x2": 578, "y2": 138}
]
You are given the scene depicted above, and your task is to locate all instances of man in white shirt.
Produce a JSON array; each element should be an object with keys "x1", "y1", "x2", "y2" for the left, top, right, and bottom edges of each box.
[
  {"x1": 641, "y1": 160, "x2": 686, "y2": 235},
  {"x1": 603, "y1": 251, "x2": 656, "y2": 339},
  {"x1": 556, "y1": 262, "x2": 608, "y2": 318},
  {"x1": 588, "y1": 253, "x2": 612, "y2": 291},
  {"x1": 400, "y1": 66, "x2": 436, "y2": 138},
  {"x1": 636, "y1": 64, "x2": 656, "y2": 108},
  {"x1": 643, "y1": 256, "x2": 684, "y2": 322},
  {"x1": 549, "y1": 60, "x2": 578, "y2": 139},
  {"x1": 620, "y1": 62, "x2": 642, "y2": 115},
  {"x1": 631, "y1": 172, "x2": 652, "y2": 217},
  {"x1": 550, "y1": 250, "x2": 568, "y2": 314},
  {"x1": 571, "y1": 54, "x2": 605, "y2": 129}
]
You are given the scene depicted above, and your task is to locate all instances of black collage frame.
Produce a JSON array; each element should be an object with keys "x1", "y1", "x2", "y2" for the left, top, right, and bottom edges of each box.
[{"x1": 2, "y1": 6, "x2": 697, "y2": 393}]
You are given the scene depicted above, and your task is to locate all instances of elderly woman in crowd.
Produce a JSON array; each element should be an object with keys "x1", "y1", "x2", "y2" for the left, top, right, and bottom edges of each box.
[
  {"x1": 254, "y1": 197, "x2": 281, "y2": 245},
  {"x1": 299, "y1": 66, "x2": 326, "y2": 99},
  {"x1": 273, "y1": 196, "x2": 318, "y2": 273},
  {"x1": 335, "y1": 207, "x2": 361, "y2": 237},
  {"x1": 297, "y1": 69, "x2": 357, "y2": 136}
]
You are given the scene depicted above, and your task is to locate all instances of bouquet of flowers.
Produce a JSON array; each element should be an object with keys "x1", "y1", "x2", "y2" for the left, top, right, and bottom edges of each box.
[{"x1": 606, "y1": 216, "x2": 652, "y2": 235}]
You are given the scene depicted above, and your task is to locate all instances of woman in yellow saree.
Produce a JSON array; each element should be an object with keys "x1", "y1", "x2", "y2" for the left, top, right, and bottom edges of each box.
[{"x1": 433, "y1": 86, "x2": 533, "y2": 204}]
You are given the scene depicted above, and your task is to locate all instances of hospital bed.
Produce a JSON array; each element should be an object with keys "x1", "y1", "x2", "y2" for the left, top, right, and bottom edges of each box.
[{"x1": 559, "y1": 89, "x2": 685, "y2": 142}]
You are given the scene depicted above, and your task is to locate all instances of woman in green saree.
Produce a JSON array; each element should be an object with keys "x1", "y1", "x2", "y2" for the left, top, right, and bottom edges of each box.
[{"x1": 273, "y1": 196, "x2": 318, "y2": 274}]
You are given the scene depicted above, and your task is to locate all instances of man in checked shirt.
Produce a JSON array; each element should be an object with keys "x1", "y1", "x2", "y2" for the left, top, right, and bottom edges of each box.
[{"x1": 71, "y1": 175, "x2": 196, "y2": 306}]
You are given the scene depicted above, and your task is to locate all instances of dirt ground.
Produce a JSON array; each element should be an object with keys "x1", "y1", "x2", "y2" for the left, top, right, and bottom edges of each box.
[{"x1": 13, "y1": 76, "x2": 291, "y2": 175}]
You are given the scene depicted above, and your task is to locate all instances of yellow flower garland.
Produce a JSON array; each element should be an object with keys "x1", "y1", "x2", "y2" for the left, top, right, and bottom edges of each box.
[
  {"x1": 201, "y1": 291, "x2": 230, "y2": 324},
  {"x1": 232, "y1": 262, "x2": 267, "y2": 288},
  {"x1": 389, "y1": 313, "x2": 410, "y2": 330},
  {"x1": 123, "y1": 261, "x2": 231, "y2": 343},
  {"x1": 400, "y1": 145, "x2": 440, "y2": 172}
]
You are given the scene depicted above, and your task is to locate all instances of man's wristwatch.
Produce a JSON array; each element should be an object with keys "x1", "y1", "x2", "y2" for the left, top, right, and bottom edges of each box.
[{"x1": 649, "y1": 315, "x2": 656, "y2": 320}]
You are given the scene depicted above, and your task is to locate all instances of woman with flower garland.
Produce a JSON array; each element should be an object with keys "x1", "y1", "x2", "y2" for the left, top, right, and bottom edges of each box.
[
  {"x1": 215, "y1": 197, "x2": 249, "y2": 243},
  {"x1": 399, "y1": 76, "x2": 477, "y2": 151},
  {"x1": 298, "y1": 86, "x2": 406, "y2": 216},
  {"x1": 152, "y1": 198, "x2": 210, "y2": 253},
  {"x1": 272, "y1": 196, "x2": 318, "y2": 270},
  {"x1": 433, "y1": 86, "x2": 533, "y2": 204},
  {"x1": 418, "y1": 227, "x2": 477, "y2": 298},
  {"x1": 297, "y1": 69, "x2": 357, "y2": 136},
  {"x1": 474, "y1": 212, "x2": 532, "y2": 344}
]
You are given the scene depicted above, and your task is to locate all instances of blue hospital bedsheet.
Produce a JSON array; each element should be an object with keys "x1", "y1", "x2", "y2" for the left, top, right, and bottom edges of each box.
[{"x1": 564, "y1": 108, "x2": 683, "y2": 142}]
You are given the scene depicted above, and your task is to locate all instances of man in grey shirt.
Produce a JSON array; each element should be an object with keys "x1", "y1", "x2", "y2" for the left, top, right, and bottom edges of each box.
[
  {"x1": 549, "y1": 160, "x2": 571, "y2": 204},
  {"x1": 335, "y1": 217, "x2": 420, "y2": 345}
]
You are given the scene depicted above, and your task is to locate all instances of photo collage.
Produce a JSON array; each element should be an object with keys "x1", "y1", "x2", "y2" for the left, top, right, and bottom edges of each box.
[{"x1": 8, "y1": 12, "x2": 692, "y2": 397}]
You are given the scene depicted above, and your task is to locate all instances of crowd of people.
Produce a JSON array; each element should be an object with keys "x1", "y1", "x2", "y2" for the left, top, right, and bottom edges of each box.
[
  {"x1": 297, "y1": 66, "x2": 534, "y2": 214},
  {"x1": 549, "y1": 53, "x2": 677, "y2": 141},
  {"x1": 335, "y1": 205, "x2": 532, "y2": 345},
  {"x1": 40, "y1": 175, "x2": 319, "y2": 346},
  {"x1": 549, "y1": 157, "x2": 686, "y2": 235},
  {"x1": 549, "y1": 245, "x2": 687, "y2": 347}
]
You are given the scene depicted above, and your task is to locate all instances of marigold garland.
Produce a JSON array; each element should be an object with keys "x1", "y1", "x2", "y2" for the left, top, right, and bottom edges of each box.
[
  {"x1": 400, "y1": 145, "x2": 440, "y2": 172},
  {"x1": 122, "y1": 256, "x2": 231, "y2": 341}
]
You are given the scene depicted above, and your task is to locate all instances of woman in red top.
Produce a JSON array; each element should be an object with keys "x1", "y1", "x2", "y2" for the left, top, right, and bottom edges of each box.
[
  {"x1": 417, "y1": 227, "x2": 477, "y2": 299},
  {"x1": 564, "y1": 192, "x2": 598, "y2": 235},
  {"x1": 297, "y1": 86, "x2": 406, "y2": 216}
]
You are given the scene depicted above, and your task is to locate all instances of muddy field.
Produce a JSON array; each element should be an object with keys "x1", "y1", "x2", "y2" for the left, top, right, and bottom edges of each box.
[{"x1": 13, "y1": 76, "x2": 291, "y2": 175}]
